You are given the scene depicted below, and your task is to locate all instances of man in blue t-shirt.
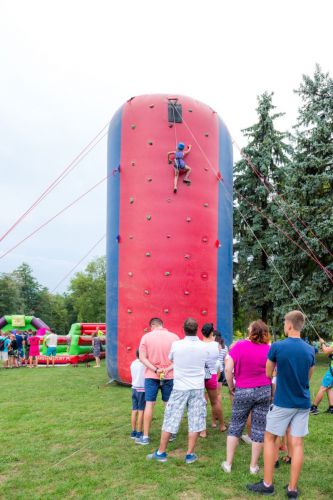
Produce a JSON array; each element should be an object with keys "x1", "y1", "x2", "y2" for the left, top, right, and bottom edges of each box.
[
  {"x1": 0, "y1": 331, "x2": 11, "y2": 368},
  {"x1": 247, "y1": 310, "x2": 315, "y2": 499}
]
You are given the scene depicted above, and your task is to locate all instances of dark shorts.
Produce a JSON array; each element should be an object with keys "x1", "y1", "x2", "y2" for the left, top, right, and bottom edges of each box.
[
  {"x1": 132, "y1": 389, "x2": 146, "y2": 411},
  {"x1": 144, "y1": 378, "x2": 174, "y2": 403}
]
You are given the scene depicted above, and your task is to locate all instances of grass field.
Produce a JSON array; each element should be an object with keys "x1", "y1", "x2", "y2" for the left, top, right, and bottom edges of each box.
[{"x1": 0, "y1": 355, "x2": 332, "y2": 500}]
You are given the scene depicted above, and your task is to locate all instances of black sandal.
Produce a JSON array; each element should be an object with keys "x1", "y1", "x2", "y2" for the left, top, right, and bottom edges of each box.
[
  {"x1": 183, "y1": 179, "x2": 191, "y2": 185},
  {"x1": 282, "y1": 456, "x2": 292, "y2": 464}
]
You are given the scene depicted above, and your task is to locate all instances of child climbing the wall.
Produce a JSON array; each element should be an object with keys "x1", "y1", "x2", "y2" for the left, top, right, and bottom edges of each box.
[
  {"x1": 167, "y1": 142, "x2": 192, "y2": 193},
  {"x1": 130, "y1": 349, "x2": 146, "y2": 440}
]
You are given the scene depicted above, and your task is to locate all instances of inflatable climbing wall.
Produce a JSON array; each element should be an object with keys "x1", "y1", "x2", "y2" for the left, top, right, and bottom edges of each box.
[{"x1": 107, "y1": 94, "x2": 233, "y2": 384}]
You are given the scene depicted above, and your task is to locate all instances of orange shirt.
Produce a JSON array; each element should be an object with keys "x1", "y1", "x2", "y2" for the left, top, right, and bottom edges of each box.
[{"x1": 139, "y1": 327, "x2": 180, "y2": 379}]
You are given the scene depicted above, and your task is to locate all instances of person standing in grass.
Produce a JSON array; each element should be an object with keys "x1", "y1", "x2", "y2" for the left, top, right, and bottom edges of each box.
[
  {"x1": 136, "y1": 318, "x2": 179, "y2": 445},
  {"x1": 28, "y1": 331, "x2": 40, "y2": 367},
  {"x1": 0, "y1": 331, "x2": 11, "y2": 368},
  {"x1": 130, "y1": 349, "x2": 146, "y2": 440},
  {"x1": 247, "y1": 310, "x2": 315, "y2": 498},
  {"x1": 147, "y1": 318, "x2": 209, "y2": 464},
  {"x1": 91, "y1": 331, "x2": 102, "y2": 368},
  {"x1": 222, "y1": 320, "x2": 272, "y2": 475},
  {"x1": 44, "y1": 330, "x2": 58, "y2": 367}
]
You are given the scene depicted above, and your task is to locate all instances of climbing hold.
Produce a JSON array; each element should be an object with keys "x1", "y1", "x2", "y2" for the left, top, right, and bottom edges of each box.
[
  {"x1": 186, "y1": 217, "x2": 191, "y2": 223},
  {"x1": 131, "y1": 161, "x2": 136, "y2": 166},
  {"x1": 126, "y1": 346, "x2": 132, "y2": 352},
  {"x1": 164, "y1": 271, "x2": 170, "y2": 276},
  {"x1": 129, "y1": 235, "x2": 133, "y2": 240},
  {"x1": 146, "y1": 214, "x2": 152, "y2": 221},
  {"x1": 184, "y1": 290, "x2": 190, "y2": 296},
  {"x1": 166, "y1": 234, "x2": 171, "y2": 239},
  {"x1": 202, "y1": 236, "x2": 208, "y2": 243},
  {"x1": 201, "y1": 272, "x2": 208, "y2": 280},
  {"x1": 130, "y1": 197, "x2": 134, "y2": 204},
  {"x1": 164, "y1": 309, "x2": 169, "y2": 314},
  {"x1": 204, "y1": 132, "x2": 209, "y2": 137},
  {"x1": 148, "y1": 140, "x2": 153, "y2": 145},
  {"x1": 128, "y1": 272, "x2": 133, "y2": 277},
  {"x1": 166, "y1": 198, "x2": 172, "y2": 203},
  {"x1": 143, "y1": 328, "x2": 148, "y2": 333},
  {"x1": 168, "y1": 124, "x2": 173, "y2": 128},
  {"x1": 201, "y1": 309, "x2": 208, "y2": 316},
  {"x1": 188, "y1": 109, "x2": 193, "y2": 113},
  {"x1": 203, "y1": 203, "x2": 209, "y2": 208},
  {"x1": 127, "y1": 309, "x2": 132, "y2": 314},
  {"x1": 145, "y1": 252, "x2": 151, "y2": 257},
  {"x1": 149, "y1": 104, "x2": 154, "y2": 108},
  {"x1": 184, "y1": 254, "x2": 191, "y2": 260},
  {"x1": 144, "y1": 289, "x2": 150, "y2": 295},
  {"x1": 131, "y1": 124, "x2": 136, "y2": 129},
  {"x1": 204, "y1": 167, "x2": 209, "y2": 171},
  {"x1": 147, "y1": 177, "x2": 153, "y2": 182}
]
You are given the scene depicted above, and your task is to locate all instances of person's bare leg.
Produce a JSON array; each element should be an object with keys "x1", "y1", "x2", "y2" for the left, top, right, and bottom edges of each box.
[
  {"x1": 207, "y1": 388, "x2": 225, "y2": 430},
  {"x1": 34, "y1": 357, "x2": 38, "y2": 367},
  {"x1": 52, "y1": 356, "x2": 56, "y2": 366},
  {"x1": 288, "y1": 436, "x2": 304, "y2": 491},
  {"x1": 313, "y1": 386, "x2": 327, "y2": 406},
  {"x1": 263, "y1": 432, "x2": 278, "y2": 486},
  {"x1": 137, "y1": 410, "x2": 144, "y2": 433},
  {"x1": 250, "y1": 441, "x2": 264, "y2": 468},
  {"x1": 143, "y1": 402, "x2": 155, "y2": 437},
  {"x1": 173, "y1": 169, "x2": 179, "y2": 192},
  {"x1": 158, "y1": 431, "x2": 171, "y2": 453},
  {"x1": 246, "y1": 413, "x2": 252, "y2": 437},
  {"x1": 184, "y1": 166, "x2": 191, "y2": 182},
  {"x1": 131, "y1": 410, "x2": 137, "y2": 431},
  {"x1": 226, "y1": 436, "x2": 239, "y2": 466},
  {"x1": 46, "y1": 357, "x2": 49, "y2": 367},
  {"x1": 29, "y1": 356, "x2": 32, "y2": 368},
  {"x1": 187, "y1": 432, "x2": 199, "y2": 455},
  {"x1": 328, "y1": 388, "x2": 333, "y2": 406}
]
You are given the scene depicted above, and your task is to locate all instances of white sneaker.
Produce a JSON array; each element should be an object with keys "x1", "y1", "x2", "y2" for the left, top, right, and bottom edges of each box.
[
  {"x1": 221, "y1": 461, "x2": 232, "y2": 473},
  {"x1": 249, "y1": 465, "x2": 260, "y2": 475},
  {"x1": 241, "y1": 434, "x2": 252, "y2": 444}
]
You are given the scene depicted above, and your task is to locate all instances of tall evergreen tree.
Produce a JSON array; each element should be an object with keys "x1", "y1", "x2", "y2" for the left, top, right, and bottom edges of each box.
[
  {"x1": 234, "y1": 92, "x2": 291, "y2": 326},
  {"x1": 273, "y1": 66, "x2": 333, "y2": 338},
  {"x1": 0, "y1": 273, "x2": 24, "y2": 316},
  {"x1": 12, "y1": 263, "x2": 41, "y2": 314}
]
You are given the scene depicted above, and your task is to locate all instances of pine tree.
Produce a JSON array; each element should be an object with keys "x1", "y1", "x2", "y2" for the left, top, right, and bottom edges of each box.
[
  {"x1": 273, "y1": 66, "x2": 333, "y2": 338},
  {"x1": 234, "y1": 92, "x2": 291, "y2": 327}
]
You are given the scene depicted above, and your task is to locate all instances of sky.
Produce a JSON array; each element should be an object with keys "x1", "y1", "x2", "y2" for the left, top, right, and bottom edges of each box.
[{"x1": 0, "y1": 0, "x2": 332, "y2": 293}]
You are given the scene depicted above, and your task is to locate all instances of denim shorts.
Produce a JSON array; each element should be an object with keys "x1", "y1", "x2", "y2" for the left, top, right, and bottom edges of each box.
[
  {"x1": 144, "y1": 378, "x2": 173, "y2": 402},
  {"x1": 132, "y1": 389, "x2": 146, "y2": 411}
]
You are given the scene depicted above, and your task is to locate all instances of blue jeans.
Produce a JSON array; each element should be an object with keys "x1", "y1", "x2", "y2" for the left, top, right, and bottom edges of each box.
[{"x1": 144, "y1": 378, "x2": 173, "y2": 402}]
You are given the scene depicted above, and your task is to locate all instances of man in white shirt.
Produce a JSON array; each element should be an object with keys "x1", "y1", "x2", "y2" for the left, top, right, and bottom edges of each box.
[
  {"x1": 44, "y1": 331, "x2": 58, "y2": 367},
  {"x1": 147, "y1": 318, "x2": 209, "y2": 464}
]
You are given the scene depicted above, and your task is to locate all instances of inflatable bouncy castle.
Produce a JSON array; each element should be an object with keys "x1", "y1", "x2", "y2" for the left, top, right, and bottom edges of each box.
[
  {"x1": 106, "y1": 95, "x2": 233, "y2": 384},
  {"x1": 0, "y1": 315, "x2": 49, "y2": 333}
]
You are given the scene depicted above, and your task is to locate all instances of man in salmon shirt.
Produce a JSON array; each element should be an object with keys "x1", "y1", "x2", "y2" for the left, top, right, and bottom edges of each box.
[{"x1": 136, "y1": 318, "x2": 179, "y2": 445}]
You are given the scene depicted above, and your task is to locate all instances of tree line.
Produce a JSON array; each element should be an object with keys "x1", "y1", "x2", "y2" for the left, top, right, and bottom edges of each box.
[{"x1": 0, "y1": 66, "x2": 331, "y2": 339}]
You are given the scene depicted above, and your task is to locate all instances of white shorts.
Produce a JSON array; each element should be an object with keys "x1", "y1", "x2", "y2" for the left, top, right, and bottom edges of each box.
[
  {"x1": 266, "y1": 405, "x2": 310, "y2": 437},
  {"x1": 0, "y1": 351, "x2": 8, "y2": 361}
]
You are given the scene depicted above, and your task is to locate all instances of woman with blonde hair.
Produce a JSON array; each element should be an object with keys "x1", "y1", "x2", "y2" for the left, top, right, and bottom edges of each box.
[{"x1": 222, "y1": 320, "x2": 272, "y2": 474}]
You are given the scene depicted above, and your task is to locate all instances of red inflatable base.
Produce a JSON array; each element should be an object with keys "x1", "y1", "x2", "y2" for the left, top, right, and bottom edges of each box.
[{"x1": 35, "y1": 353, "x2": 106, "y2": 365}]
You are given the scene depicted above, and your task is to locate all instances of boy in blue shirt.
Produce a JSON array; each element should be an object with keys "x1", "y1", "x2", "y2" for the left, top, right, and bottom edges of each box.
[
  {"x1": 247, "y1": 310, "x2": 315, "y2": 499},
  {"x1": 0, "y1": 332, "x2": 11, "y2": 368}
]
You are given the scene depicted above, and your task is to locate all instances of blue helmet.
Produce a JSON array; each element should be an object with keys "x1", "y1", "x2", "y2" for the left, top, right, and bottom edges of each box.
[{"x1": 177, "y1": 142, "x2": 185, "y2": 150}]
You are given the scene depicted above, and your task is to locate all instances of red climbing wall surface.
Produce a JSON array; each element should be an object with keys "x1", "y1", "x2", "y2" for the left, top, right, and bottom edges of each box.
[{"x1": 107, "y1": 94, "x2": 232, "y2": 384}]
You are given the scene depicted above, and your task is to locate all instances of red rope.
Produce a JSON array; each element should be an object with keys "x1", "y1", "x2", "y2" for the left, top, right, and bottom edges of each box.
[
  {"x1": 0, "y1": 123, "x2": 109, "y2": 243},
  {"x1": 0, "y1": 175, "x2": 109, "y2": 260}
]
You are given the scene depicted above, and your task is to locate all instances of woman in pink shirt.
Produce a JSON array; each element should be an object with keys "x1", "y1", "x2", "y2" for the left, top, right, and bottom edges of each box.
[{"x1": 222, "y1": 320, "x2": 272, "y2": 474}]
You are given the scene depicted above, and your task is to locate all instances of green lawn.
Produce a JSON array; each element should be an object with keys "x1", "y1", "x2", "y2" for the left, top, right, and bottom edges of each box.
[{"x1": 0, "y1": 356, "x2": 332, "y2": 499}]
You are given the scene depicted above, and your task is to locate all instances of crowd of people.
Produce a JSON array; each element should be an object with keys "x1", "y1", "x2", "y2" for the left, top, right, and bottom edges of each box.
[
  {"x1": 0, "y1": 329, "x2": 59, "y2": 367},
  {"x1": 130, "y1": 312, "x2": 332, "y2": 498}
]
